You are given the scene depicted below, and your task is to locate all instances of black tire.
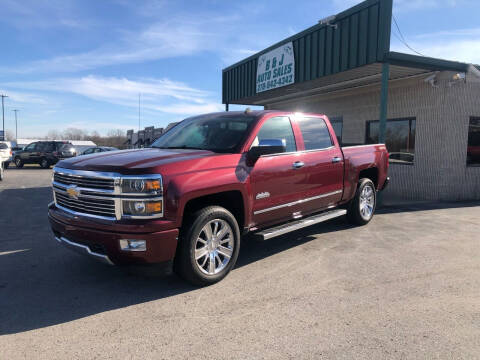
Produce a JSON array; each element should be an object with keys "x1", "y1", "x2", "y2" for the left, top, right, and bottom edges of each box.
[
  {"x1": 40, "y1": 158, "x2": 50, "y2": 169},
  {"x1": 174, "y1": 206, "x2": 241, "y2": 286},
  {"x1": 346, "y1": 178, "x2": 376, "y2": 225},
  {"x1": 14, "y1": 157, "x2": 24, "y2": 168},
  {"x1": 3, "y1": 162, "x2": 9, "y2": 169}
]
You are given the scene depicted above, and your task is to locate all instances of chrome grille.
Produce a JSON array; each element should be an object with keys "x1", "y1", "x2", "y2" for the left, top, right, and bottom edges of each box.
[
  {"x1": 54, "y1": 191, "x2": 116, "y2": 219},
  {"x1": 54, "y1": 172, "x2": 114, "y2": 191}
]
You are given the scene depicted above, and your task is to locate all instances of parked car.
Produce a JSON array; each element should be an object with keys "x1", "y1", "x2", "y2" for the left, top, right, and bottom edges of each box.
[
  {"x1": 48, "y1": 111, "x2": 389, "y2": 285},
  {"x1": 81, "y1": 146, "x2": 118, "y2": 155},
  {"x1": 14, "y1": 141, "x2": 76, "y2": 169},
  {"x1": 0, "y1": 141, "x2": 12, "y2": 180},
  {"x1": 0, "y1": 141, "x2": 12, "y2": 169}
]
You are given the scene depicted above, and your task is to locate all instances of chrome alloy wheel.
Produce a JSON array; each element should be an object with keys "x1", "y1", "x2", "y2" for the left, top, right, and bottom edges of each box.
[
  {"x1": 194, "y1": 219, "x2": 234, "y2": 275},
  {"x1": 359, "y1": 184, "x2": 375, "y2": 220}
]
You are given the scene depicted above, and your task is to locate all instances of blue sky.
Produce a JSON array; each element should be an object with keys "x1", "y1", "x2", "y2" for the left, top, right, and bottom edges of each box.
[{"x1": 0, "y1": 0, "x2": 479, "y2": 138}]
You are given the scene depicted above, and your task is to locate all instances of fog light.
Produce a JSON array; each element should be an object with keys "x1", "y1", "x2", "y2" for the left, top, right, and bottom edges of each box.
[{"x1": 119, "y1": 239, "x2": 147, "y2": 252}]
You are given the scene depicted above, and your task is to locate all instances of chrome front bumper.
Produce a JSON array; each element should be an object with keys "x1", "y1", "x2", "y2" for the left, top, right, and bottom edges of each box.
[{"x1": 54, "y1": 236, "x2": 114, "y2": 265}]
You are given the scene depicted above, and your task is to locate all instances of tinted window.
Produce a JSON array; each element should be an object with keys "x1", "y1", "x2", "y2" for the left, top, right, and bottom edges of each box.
[
  {"x1": 366, "y1": 118, "x2": 416, "y2": 164},
  {"x1": 83, "y1": 148, "x2": 94, "y2": 154},
  {"x1": 152, "y1": 114, "x2": 256, "y2": 153},
  {"x1": 297, "y1": 117, "x2": 332, "y2": 150},
  {"x1": 253, "y1": 116, "x2": 296, "y2": 153},
  {"x1": 42, "y1": 142, "x2": 55, "y2": 152},
  {"x1": 467, "y1": 117, "x2": 480, "y2": 166},
  {"x1": 25, "y1": 143, "x2": 36, "y2": 151}
]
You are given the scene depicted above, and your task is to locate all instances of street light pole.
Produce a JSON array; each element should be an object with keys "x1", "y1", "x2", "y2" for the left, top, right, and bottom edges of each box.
[
  {"x1": 1, "y1": 94, "x2": 8, "y2": 141},
  {"x1": 12, "y1": 109, "x2": 19, "y2": 140}
]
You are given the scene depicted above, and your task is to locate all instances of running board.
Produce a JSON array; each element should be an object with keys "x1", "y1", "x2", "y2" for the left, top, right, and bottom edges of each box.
[{"x1": 254, "y1": 209, "x2": 347, "y2": 241}]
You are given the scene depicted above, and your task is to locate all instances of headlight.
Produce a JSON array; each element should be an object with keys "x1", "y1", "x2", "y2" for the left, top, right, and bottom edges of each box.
[
  {"x1": 122, "y1": 199, "x2": 163, "y2": 218},
  {"x1": 121, "y1": 177, "x2": 162, "y2": 195}
]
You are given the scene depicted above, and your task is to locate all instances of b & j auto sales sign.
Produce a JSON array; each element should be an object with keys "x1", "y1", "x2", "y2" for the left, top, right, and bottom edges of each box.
[{"x1": 256, "y1": 42, "x2": 295, "y2": 93}]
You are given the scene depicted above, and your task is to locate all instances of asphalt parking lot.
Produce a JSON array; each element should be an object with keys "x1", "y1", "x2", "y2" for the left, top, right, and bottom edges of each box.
[{"x1": 1, "y1": 167, "x2": 479, "y2": 359}]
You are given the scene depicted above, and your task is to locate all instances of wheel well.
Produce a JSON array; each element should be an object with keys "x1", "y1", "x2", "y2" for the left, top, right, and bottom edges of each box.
[
  {"x1": 182, "y1": 191, "x2": 245, "y2": 230},
  {"x1": 358, "y1": 167, "x2": 378, "y2": 188}
]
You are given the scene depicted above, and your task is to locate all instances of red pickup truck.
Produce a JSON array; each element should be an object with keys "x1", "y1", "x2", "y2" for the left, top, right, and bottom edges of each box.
[{"x1": 48, "y1": 111, "x2": 389, "y2": 285}]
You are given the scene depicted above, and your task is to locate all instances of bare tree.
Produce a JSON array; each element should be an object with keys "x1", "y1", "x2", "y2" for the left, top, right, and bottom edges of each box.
[{"x1": 5, "y1": 130, "x2": 14, "y2": 141}]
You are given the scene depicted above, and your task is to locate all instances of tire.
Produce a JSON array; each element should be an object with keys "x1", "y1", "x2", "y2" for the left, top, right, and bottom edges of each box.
[
  {"x1": 40, "y1": 158, "x2": 50, "y2": 169},
  {"x1": 4, "y1": 162, "x2": 9, "y2": 169},
  {"x1": 15, "y1": 157, "x2": 24, "y2": 168},
  {"x1": 174, "y1": 206, "x2": 241, "y2": 286},
  {"x1": 346, "y1": 178, "x2": 376, "y2": 225}
]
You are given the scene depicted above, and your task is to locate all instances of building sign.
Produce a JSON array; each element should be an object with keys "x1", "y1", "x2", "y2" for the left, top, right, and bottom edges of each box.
[{"x1": 256, "y1": 42, "x2": 295, "y2": 93}]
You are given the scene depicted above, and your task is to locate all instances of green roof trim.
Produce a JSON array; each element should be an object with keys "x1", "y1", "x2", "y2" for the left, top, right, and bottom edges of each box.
[
  {"x1": 222, "y1": 0, "x2": 393, "y2": 104},
  {"x1": 386, "y1": 52, "x2": 470, "y2": 72}
]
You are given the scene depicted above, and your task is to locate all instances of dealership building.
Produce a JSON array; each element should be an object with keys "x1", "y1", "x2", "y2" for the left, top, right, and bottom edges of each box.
[{"x1": 222, "y1": 0, "x2": 480, "y2": 201}]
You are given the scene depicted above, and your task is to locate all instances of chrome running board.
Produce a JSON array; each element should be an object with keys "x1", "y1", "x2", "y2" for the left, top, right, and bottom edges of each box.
[
  {"x1": 55, "y1": 236, "x2": 114, "y2": 265},
  {"x1": 254, "y1": 209, "x2": 347, "y2": 241}
]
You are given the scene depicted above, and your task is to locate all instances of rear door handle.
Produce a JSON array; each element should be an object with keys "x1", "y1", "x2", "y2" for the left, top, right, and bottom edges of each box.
[
  {"x1": 332, "y1": 157, "x2": 342, "y2": 163},
  {"x1": 292, "y1": 161, "x2": 305, "y2": 169}
]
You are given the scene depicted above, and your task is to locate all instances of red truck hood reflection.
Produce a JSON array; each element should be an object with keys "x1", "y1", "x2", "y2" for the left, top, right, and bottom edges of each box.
[{"x1": 56, "y1": 148, "x2": 217, "y2": 173}]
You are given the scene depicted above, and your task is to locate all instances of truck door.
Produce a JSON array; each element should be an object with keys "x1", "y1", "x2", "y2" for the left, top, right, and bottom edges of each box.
[
  {"x1": 293, "y1": 116, "x2": 344, "y2": 215},
  {"x1": 249, "y1": 116, "x2": 305, "y2": 228}
]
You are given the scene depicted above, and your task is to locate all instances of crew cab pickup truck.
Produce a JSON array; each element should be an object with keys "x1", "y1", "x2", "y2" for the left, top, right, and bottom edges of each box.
[{"x1": 48, "y1": 111, "x2": 389, "y2": 285}]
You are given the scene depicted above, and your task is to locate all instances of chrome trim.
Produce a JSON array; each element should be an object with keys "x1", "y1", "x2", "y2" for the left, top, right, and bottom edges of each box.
[
  {"x1": 253, "y1": 189, "x2": 343, "y2": 215},
  {"x1": 55, "y1": 236, "x2": 114, "y2": 265},
  {"x1": 55, "y1": 203, "x2": 117, "y2": 221},
  {"x1": 256, "y1": 209, "x2": 347, "y2": 240},
  {"x1": 52, "y1": 167, "x2": 164, "y2": 220}
]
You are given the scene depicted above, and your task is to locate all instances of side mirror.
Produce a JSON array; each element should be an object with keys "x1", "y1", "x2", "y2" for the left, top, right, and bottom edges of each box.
[{"x1": 247, "y1": 139, "x2": 286, "y2": 164}]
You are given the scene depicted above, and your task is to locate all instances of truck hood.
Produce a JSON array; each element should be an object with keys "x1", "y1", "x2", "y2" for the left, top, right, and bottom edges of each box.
[{"x1": 56, "y1": 148, "x2": 217, "y2": 173}]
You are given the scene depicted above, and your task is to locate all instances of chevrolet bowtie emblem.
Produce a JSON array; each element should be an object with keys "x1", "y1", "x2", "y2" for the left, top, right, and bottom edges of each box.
[{"x1": 66, "y1": 185, "x2": 80, "y2": 199}]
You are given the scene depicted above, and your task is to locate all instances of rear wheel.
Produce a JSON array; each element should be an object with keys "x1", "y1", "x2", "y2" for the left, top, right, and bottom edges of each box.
[
  {"x1": 174, "y1": 206, "x2": 240, "y2": 286},
  {"x1": 40, "y1": 158, "x2": 50, "y2": 169},
  {"x1": 347, "y1": 178, "x2": 376, "y2": 225},
  {"x1": 14, "y1": 157, "x2": 24, "y2": 168},
  {"x1": 3, "y1": 161, "x2": 9, "y2": 169}
]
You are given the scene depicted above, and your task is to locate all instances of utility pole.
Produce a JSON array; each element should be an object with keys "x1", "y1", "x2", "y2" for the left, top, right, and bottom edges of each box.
[
  {"x1": 138, "y1": 93, "x2": 141, "y2": 131},
  {"x1": 12, "y1": 109, "x2": 19, "y2": 140},
  {"x1": 1, "y1": 94, "x2": 7, "y2": 141}
]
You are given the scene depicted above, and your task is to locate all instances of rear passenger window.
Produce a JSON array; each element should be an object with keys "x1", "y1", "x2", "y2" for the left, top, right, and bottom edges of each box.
[
  {"x1": 297, "y1": 117, "x2": 333, "y2": 150},
  {"x1": 252, "y1": 116, "x2": 296, "y2": 153}
]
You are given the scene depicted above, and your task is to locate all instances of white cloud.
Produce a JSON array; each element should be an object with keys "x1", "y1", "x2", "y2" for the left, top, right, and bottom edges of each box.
[{"x1": 4, "y1": 75, "x2": 223, "y2": 117}]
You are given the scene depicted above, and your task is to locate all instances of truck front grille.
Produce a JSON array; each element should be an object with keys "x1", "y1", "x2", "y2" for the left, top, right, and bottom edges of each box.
[
  {"x1": 54, "y1": 191, "x2": 116, "y2": 219},
  {"x1": 54, "y1": 172, "x2": 114, "y2": 191}
]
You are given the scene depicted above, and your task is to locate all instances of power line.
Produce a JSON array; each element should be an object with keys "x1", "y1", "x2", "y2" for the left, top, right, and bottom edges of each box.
[{"x1": 392, "y1": 15, "x2": 426, "y2": 57}]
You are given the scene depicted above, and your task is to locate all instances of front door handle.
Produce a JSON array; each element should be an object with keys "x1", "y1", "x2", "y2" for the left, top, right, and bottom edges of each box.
[
  {"x1": 332, "y1": 157, "x2": 342, "y2": 163},
  {"x1": 292, "y1": 161, "x2": 305, "y2": 169}
]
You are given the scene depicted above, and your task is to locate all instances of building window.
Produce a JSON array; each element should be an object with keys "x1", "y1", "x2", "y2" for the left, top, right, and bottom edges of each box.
[
  {"x1": 366, "y1": 118, "x2": 416, "y2": 164},
  {"x1": 329, "y1": 116, "x2": 343, "y2": 145},
  {"x1": 467, "y1": 117, "x2": 480, "y2": 166},
  {"x1": 296, "y1": 117, "x2": 333, "y2": 150}
]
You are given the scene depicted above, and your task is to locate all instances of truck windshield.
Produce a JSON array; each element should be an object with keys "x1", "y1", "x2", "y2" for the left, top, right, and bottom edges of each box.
[{"x1": 152, "y1": 114, "x2": 257, "y2": 153}]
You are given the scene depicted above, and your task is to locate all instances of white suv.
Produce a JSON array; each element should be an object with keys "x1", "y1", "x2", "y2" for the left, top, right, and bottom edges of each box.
[{"x1": 0, "y1": 141, "x2": 12, "y2": 181}]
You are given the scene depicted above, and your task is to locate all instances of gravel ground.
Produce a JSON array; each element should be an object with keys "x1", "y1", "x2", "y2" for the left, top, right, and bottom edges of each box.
[{"x1": 1, "y1": 168, "x2": 479, "y2": 359}]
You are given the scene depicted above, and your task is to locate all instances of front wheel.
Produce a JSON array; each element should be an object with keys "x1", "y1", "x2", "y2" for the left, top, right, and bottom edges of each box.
[
  {"x1": 347, "y1": 178, "x2": 376, "y2": 225},
  {"x1": 40, "y1": 158, "x2": 50, "y2": 169},
  {"x1": 15, "y1": 157, "x2": 24, "y2": 168},
  {"x1": 174, "y1": 206, "x2": 240, "y2": 286}
]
